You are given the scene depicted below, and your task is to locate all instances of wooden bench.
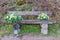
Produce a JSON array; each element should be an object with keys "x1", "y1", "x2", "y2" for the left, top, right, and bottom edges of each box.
[{"x1": 8, "y1": 11, "x2": 56, "y2": 34}]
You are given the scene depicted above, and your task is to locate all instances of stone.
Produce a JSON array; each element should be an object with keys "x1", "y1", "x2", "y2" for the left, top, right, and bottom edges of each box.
[{"x1": 41, "y1": 24, "x2": 48, "y2": 34}]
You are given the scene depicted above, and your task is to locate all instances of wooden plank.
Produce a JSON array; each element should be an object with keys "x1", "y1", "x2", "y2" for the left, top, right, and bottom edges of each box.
[
  {"x1": 7, "y1": 11, "x2": 52, "y2": 16},
  {"x1": 2, "y1": 20, "x2": 56, "y2": 24},
  {"x1": 20, "y1": 20, "x2": 56, "y2": 24}
]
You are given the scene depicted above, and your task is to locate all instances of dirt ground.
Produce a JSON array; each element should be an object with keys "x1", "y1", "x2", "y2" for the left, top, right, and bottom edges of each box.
[{"x1": 0, "y1": 33, "x2": 60, "y2": 40}]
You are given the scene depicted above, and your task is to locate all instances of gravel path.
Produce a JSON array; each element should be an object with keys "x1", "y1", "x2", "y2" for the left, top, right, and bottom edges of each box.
[{"x1": 0, "y1": 34, "x2": 59, "y2": 40}]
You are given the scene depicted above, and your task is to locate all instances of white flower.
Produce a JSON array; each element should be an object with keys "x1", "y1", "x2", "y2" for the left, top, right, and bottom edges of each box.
[{"x1": 6, "y1": 16, "x2": 9, "y2": 18}]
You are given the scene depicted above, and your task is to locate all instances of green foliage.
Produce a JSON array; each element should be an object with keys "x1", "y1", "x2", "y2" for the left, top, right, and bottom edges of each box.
[
  {"x1": 48, "y1": 24, "x2": 59, "y2": 36},
  {"x1": 24, "y1": 4, "x2": 31, "y2": 11},
  {"x1": 17, "y1": 0, "x2": 25, "y2": 6},
  {"x1": 0, "y1": 24, "x2": 13, "y2": 36},
  {"x1": 14, "y1": 4, "x2": 32, "y2": 11},
  {"x1": 0, "y1": 23, "x2": 59, "y2": 36},
  {"x1": 38, "y1": 13, "x2": 49, "y2": 20},
  {"x1": 4, "y1": 14, "x2": 23, "y2": 23},
  {"x1": 20, "y1": 25, "x2": 41, "y2": 34}
]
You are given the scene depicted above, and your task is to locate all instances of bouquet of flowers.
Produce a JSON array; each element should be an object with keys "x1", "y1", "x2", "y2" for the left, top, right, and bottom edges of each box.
[
  {"x1": 4, "y1": 13, "x2": 23, "y2": 23},
  {"x1": 38, "y1": 13, "x2": 49, "y2": 20}
]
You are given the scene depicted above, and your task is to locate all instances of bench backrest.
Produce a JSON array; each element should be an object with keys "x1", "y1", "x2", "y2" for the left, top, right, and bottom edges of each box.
[
  {"x1": 6, "y1": 11, "x2": 56, "y2": 24},
  {"x1": 8, "y1": 11, "x2": 52, "y2": 16}
]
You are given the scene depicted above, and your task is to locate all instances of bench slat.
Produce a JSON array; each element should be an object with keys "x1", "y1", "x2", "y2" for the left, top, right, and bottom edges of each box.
[
  {"x1": 2, "y1": 20, "x2": 56, "y2": 24},
  {"x1": 8, "y1": 11, "x2": 52, "y2": 16},
  {"x1": 20, "y1": 20, "x2": 56, "y2": 24}
]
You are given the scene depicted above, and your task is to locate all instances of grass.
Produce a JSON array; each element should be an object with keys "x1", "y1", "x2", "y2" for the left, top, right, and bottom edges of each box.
[
  {"x1": 0, "y1": 23, "x2": 59, "y2": 36},
  {"x1": 20, "y1": 24, "x2": 41, "y2": 34},
  {"x1": 48, "y1": 24, "x2": 59, "y2": 36},
  {"x1": 0, "y1": 24, "x2": 14, "y2": 36}
]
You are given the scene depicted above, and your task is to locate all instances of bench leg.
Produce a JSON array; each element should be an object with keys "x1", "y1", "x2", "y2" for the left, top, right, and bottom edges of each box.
[{"x1": 41, "y1": 24, "x2": 48, "y2": 34}]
